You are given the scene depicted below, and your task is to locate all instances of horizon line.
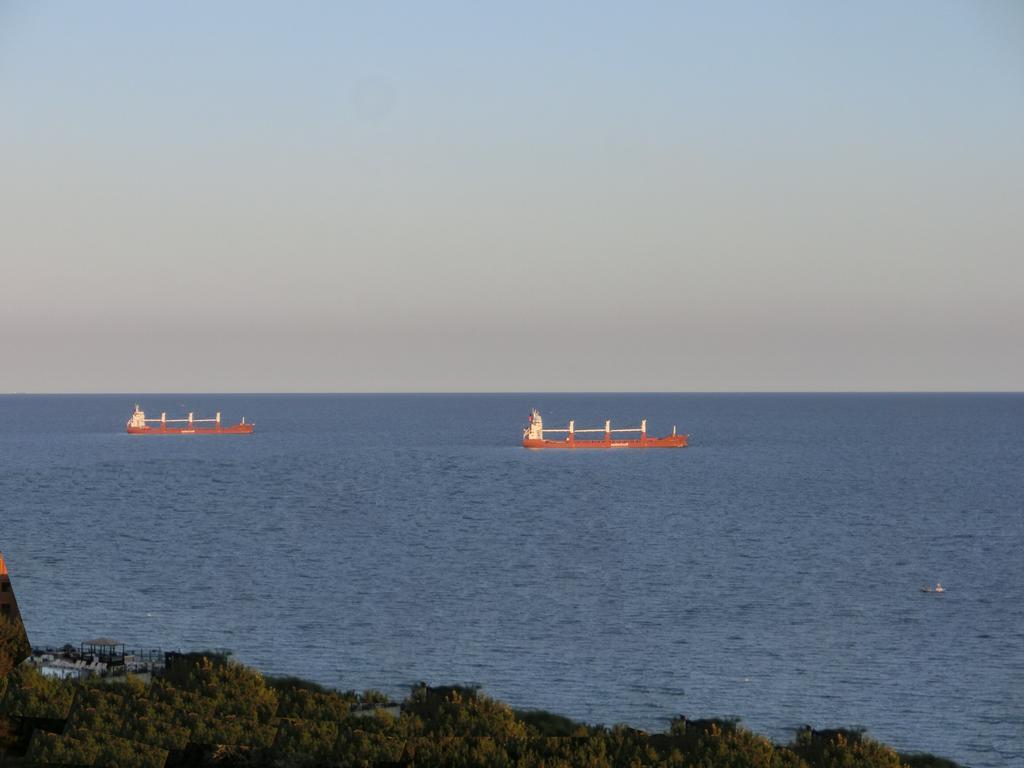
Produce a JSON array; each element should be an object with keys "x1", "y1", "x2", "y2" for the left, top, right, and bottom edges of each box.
[{"x1": 3, "y1": 390, "x2": 1023, "y2": 396}]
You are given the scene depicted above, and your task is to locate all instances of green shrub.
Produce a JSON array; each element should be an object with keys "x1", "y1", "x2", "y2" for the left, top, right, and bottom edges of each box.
[
  {"x1": 0, "y1": 665, "x2": 75, "y2": 719},
  {"x1": 2, "y1": 661, "x2": 964, "y2": 768}
]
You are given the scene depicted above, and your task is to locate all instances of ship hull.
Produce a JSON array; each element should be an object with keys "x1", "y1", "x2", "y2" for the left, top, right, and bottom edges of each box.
[
  {"x1": 523, "y1": 435, "x2": 687, "y2": 449},
  {"x1": 127, "y1": 424, "x2": 254, "y2": 435}
]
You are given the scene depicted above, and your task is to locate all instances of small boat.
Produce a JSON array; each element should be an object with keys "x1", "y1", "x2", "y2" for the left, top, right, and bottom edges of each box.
[
  {"x1": 921, "y1": 583, "x2": 945, "y2": 594},
  {"x1": 126, "y1": 405, "x2": 254, "y2": 435},
  {"x1": 522, "y1": 409, "x2": 687, "y2": 449}
]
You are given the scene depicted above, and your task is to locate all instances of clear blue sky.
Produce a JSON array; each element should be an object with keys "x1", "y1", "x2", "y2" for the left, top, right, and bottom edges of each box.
[{"x1": 1, "y1": 1, "x2": 1022, "y2": 391}]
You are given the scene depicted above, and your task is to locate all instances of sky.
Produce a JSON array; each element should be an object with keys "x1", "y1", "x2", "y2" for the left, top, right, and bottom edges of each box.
[{"x1": 1, "y1": 1, "x2": 1022, "y2": 392}]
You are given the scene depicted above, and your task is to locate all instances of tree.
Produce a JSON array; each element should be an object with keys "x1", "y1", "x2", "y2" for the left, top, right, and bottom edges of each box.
[{"x1": 0, "y1": 615, "x2": 30, "y2": 686}]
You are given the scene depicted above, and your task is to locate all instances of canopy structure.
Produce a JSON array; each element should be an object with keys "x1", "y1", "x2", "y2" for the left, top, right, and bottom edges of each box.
[{"x1": 81, "y1": 638, "x2": 127, "y2": 664}]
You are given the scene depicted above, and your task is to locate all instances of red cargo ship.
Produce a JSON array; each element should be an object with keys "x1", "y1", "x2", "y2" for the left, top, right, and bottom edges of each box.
[
  {"x1": 522, "y1": 409, "x2": 687, "y2": 449},
  {"x1": 126, "y1": 405, "x2": 254, "y2": 435}
]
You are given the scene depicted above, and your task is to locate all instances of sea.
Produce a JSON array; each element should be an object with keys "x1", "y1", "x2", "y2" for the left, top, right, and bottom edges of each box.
[{"x1": 1, "y1": 393, "x2": 1021, "y2": 767}]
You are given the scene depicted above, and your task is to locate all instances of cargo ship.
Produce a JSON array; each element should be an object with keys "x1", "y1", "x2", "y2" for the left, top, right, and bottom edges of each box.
[
  {"x1": 126, "y1": 405, "x2": 254, "y2": 435},
  {"x1": 522, "y1": 409, "x2": 687, "y2": 449}
]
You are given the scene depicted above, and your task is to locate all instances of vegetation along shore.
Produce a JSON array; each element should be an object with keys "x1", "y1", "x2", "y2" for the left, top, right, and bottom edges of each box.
[{"x1": 1, "y1": 633, "x2": 960, "y2": 767}]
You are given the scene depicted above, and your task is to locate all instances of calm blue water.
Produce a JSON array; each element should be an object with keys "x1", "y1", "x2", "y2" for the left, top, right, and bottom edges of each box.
[{"x1": 1, "y1": 394, "x2": 1021, "y2": 766}]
